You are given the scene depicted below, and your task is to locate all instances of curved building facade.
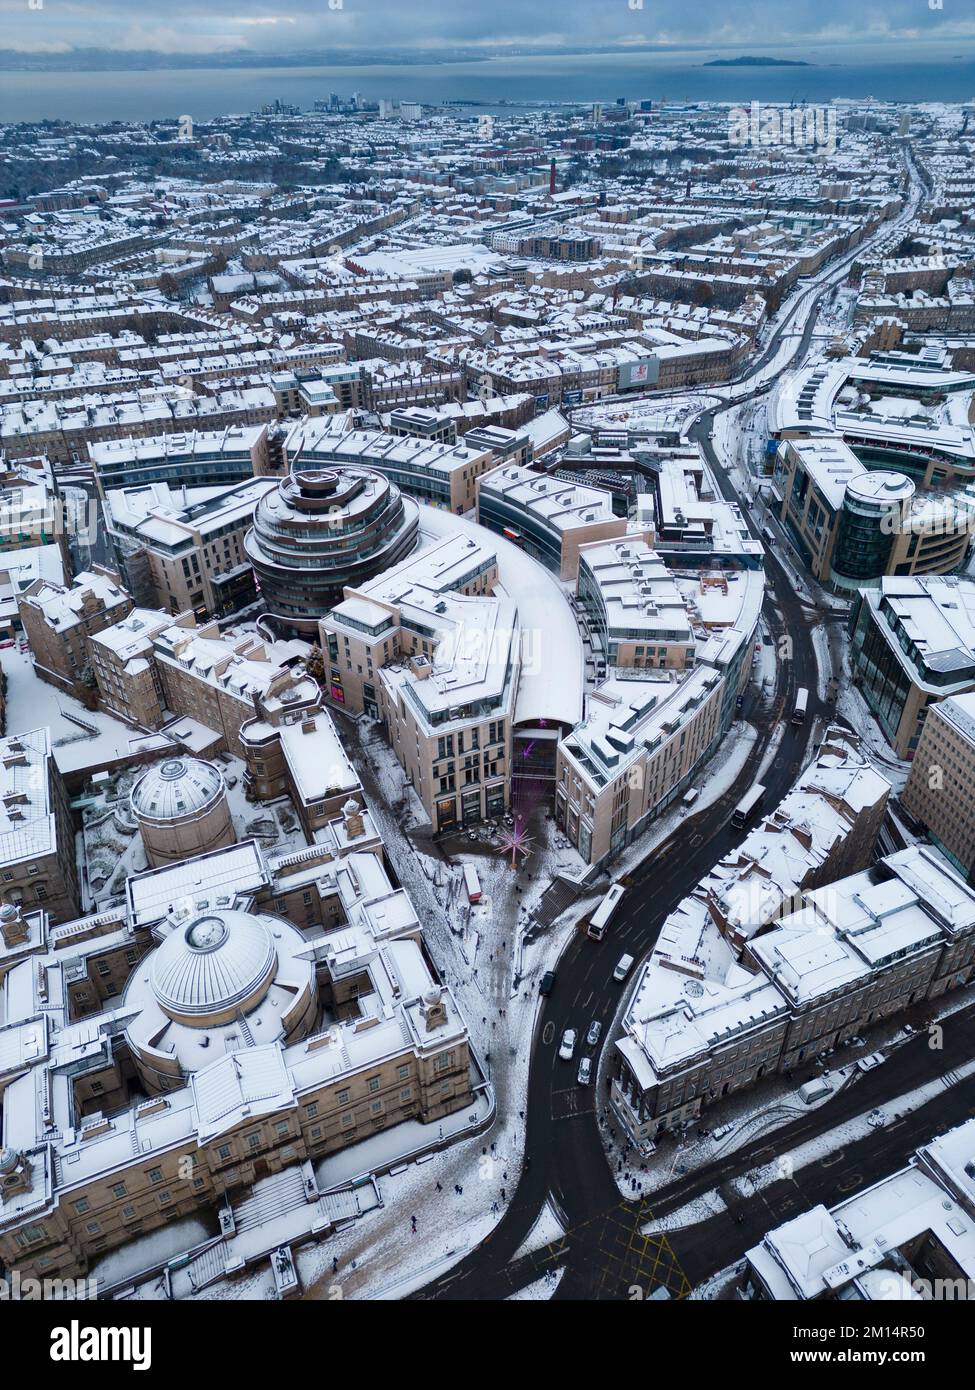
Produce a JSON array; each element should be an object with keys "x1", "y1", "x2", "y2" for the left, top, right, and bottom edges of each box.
[
  {"x1": 832, "y1": 471, "x2": 916, "y2": 584},
  {"x1": 245, "y1": 466, "x2": 420, "y2": 636},
  {"x1": 131, "y1": 757, "x2": 236, "y2": 868}
]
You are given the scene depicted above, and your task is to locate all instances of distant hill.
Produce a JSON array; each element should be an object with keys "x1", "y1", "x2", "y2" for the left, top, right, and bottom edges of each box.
[{"x1": 704, "y1": 56, "x2": 812, "y2": 67}]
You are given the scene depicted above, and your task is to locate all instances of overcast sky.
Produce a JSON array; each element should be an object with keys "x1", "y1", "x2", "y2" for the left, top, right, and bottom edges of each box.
[{"x1": 1, "y1": 0, "x2": 972, "y2": 57}]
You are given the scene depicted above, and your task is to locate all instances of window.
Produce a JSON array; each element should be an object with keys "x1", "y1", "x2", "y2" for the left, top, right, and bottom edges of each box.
[
  {"x1": 147, "y1": 1168, "x2": 163, "y2": 1184},
  {"x1": 336, "y1": 1089, "x2": 350, "y2": 1105},
  {"x1": 111, "y1": 1183, "x2": 126, "y2": 1199},
  {"x1": 304, "y1": 1102, "x2": 319, "y2": 1118},
  {"x1": 398, "y1": 1064, "x2": 411, "y2": 1080},
  {"x1": 247, "y1": 1134, "x2": 260, "y2": 1150},
  {"x1": 340, "y1": 1112, "x2": 355, "y2": 1129},
  {"x1": 156, "y1": 1192, "x2": 170, "y2": 1206},
  {"x1": 274, "y1": 1121, "x2": 290, "y2": 1137},
  {"x1": 15, "y1": 1224, "x2": 46, "y2": 1248},
  {"x1": 121, "y1": 1206, "x2": 136, "y2": 1222},
  {"x1": 367, "y1": 1077, "x2": 380, "y2": 1093},
  {"x1": 73, "y1": 1198, "x2": 90, "y2": 1214},
  {"x1": 217, "y1": 1145, "x2": 232, "y2": 1161}
]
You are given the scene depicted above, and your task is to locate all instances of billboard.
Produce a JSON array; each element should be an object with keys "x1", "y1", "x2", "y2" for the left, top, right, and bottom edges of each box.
[{"x1": 617, "y1": 357, "x2": 659, "y2": 391}]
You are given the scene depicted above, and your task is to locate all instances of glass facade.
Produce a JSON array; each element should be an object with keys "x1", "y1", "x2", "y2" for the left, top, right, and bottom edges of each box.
[{"x1": 246, "y1": 467, "x2": 419, "y2": 636}]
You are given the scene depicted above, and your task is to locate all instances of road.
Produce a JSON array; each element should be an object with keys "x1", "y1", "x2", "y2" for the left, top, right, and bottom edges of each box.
[{"x1": 415, "y1": 150, "x2": 931, "y2": 1302}]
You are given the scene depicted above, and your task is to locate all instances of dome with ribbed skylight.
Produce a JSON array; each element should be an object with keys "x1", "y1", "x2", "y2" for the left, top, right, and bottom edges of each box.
[
  {"x1": 150, "y1": 910, "x2": 278, "y2": 1025},
  {"x1": 131, "y1": 758, "x2": 225, "y2": 821}
]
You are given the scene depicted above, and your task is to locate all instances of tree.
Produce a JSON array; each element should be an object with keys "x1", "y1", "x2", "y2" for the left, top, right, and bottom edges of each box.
[{"x1": 158, "y1": 272, "x2": 181, "y2": 301}]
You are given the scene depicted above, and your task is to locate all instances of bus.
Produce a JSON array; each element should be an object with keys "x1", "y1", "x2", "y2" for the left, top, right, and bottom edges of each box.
[
  {"x1": 731, "y1": 783, "x2": 766, "y2": 829},
  {"x1": 588, "y1": 882, "x2": 625, "y2": 941},
  {"x1": 462, "y1": 864, "x2": 482, "y2": 904},
  {"x1": 792, "y1": 687, "x2": 809, "y2": 724}
]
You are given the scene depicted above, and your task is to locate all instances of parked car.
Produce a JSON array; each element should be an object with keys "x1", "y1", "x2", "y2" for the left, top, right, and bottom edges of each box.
[
  {"x1": 857, "y1": 1051, "x2": 886, "y2": 1072},
  {"x1": 577, "y1": 1056, "x2": 592, "y2": 1085},
  {"x1": 539, "y1": 971, "x2": 556, "y2": 997},
  {"x1": 559, "y1": 1028, "x2": 577, "y2": 1061},
  {"x1": 586, "y1": 1020, "x2": 602, "y2": 1047}
]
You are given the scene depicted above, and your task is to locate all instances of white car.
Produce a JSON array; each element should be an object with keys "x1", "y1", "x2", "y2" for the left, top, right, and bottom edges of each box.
[
  {"x1": 577, "y1": 1056, "x2": 592, "y2": 1085},
  {"x1": 857, "y1": 1051, "x2": 886, "y2": 1072},
  {"x1": 559, "y1": 1028, "x2": 577, "y2": 1061}
]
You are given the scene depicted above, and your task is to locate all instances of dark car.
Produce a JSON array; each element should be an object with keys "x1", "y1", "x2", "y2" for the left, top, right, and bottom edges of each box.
[{"x1": 539, "y1": 971, "x2": 556, "y2": 996}]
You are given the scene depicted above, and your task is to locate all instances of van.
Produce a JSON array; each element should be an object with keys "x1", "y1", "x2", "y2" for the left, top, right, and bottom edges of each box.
[
  {"x1": 613, "y1": 953, "x2": 634, "y2": 982},
  {"x1": 681, "y1": 788, "x2": 700, "y2": 808},
  {"x1": 798, "y1": 1077, "x2": 833, "y2": 1105}
]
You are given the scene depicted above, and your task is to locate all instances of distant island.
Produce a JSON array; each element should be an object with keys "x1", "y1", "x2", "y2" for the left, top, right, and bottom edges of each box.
[{"x1": 705, "y1": 56, "x2": 812, "y2": 67}]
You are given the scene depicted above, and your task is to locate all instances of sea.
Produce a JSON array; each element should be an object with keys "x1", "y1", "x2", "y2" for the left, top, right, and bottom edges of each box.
[{"x1": 0, "y1": 51, "x2": 974, "y2": 125}]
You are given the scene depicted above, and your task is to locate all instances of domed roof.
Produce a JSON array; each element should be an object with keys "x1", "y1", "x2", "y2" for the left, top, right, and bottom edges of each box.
[
  {"x1": 131, "y1": 758, "x2": 225, "y2": 822},
  {"x1": 150, "y1": 910, "x2": 277, "y2": 1024},
  {"x1": 0, "y1": 1147, "x2": 19, "y2": 1175}
]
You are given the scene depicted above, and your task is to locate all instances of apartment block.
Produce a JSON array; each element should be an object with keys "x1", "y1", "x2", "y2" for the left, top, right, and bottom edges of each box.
[{"x1": 0, "y1": 726, "x2": 81, "y2": 924}]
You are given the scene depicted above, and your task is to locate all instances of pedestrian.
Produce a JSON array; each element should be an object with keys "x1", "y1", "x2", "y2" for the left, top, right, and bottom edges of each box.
[
  {"x1": 332, "y1": 1256, "x2": 338, "y2": 1274},
  {"x1": 411, "y1": 1215, "x2": 417, "y2": 1234},
  {"x1": 501, "y1": 1187, "x2": 506, "y2": 1201},
  {"x1": 435, "y1": 1181, "x2": 442, "y2": 1192}
]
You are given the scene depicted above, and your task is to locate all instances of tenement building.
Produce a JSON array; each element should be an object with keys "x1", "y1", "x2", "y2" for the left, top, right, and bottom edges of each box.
[
  {"x1": 88, "y1": 612, "x2": 321, "y2": 759},
  {"x1": 611, "y1": 836, "x2": 975, "y2": 1145},
  {"x1": 16, "y1": 566, "x2": 133, "y2": 699},
  {"x1": 0, "y1": 726, "x2": 81, "y2": 925}
]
